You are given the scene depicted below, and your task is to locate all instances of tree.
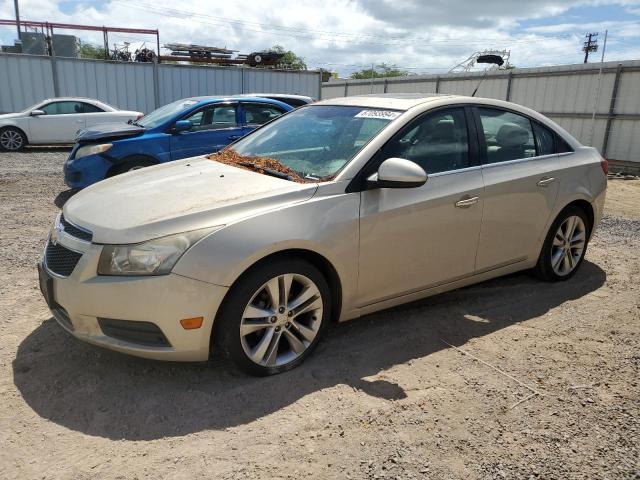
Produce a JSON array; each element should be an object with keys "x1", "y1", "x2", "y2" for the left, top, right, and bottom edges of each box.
[
  {"x1": 350, "y1": 63, "x2": 410, "y2": 79},
  {"x1": 268, "y1": 45, "x2": 307, "y2": 70},
  {"x1": 79, "y1": 43, "x2": 107, "y2": 60}
]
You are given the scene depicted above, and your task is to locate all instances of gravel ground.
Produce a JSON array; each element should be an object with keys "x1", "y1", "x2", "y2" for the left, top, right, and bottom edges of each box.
[{"x1": 0, "y1": 149, "x2": 638, "y2": 480}]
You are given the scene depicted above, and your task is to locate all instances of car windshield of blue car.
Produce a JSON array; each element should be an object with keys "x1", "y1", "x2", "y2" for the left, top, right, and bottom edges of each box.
[
  {"x1": 229, "y1": 105, "x2": 400, "y2": 180},
  {"x1": 136, "y1": 99, "x2": 199, "y2": 129}
]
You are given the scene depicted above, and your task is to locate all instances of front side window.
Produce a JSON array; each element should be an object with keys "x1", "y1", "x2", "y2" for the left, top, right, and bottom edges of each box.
[
  {"x1": 229, "y1": 105, "x2": 397, "y2": 179},
  {"x1": 41, "y1": 101, "x2": 85, "y2": 115},
  {"x1": 243, "y1": 103, "x2": 284, "y2": 126},
  {"x1": 183, "y1": 104, "x2": 238, "y2": 131},
  {"x1": 382, "y1": 107, "x2": 470, "y2": 174},
  {"x1": 478, "y1": 108, "x2": 535, "y2": 163}
]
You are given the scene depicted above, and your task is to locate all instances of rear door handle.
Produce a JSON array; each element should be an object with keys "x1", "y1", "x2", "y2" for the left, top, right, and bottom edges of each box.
[
  {"x1": 228, "y1": 135, "x2": 242, "y2": 140},
  {"x1": 537, "y1": 176, "x2": 556, "y2": 187},
  {"x1": 455, "y1": 196, "x2": 479, "y2": 208}
]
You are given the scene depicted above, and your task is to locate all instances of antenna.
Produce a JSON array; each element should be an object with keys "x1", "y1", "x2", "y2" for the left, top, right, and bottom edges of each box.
[{"x1": 471, "y1": 54, "x2": 505, "y2": 97}]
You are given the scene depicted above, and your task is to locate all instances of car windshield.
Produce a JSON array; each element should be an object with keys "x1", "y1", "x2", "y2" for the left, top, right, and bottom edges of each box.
[
  {"x1": 137, "y1": 99, "x2": 199, "y2": 129},
  {"x1": 228, "y1": 105, "x2": 400, "y2": 180}
]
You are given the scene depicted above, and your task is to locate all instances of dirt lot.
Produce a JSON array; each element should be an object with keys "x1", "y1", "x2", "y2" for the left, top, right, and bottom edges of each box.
[{"x1": 0, "y1": 149, "x2": 638, "y2": 480}]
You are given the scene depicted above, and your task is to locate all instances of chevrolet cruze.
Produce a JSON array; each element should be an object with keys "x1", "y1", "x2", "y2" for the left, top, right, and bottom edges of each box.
[{"x1": 38, "y1": 93, "x2": 607, "y2": 375}]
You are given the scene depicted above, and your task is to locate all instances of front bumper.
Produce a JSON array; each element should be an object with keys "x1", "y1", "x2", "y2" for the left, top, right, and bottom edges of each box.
[
  {"x1": 39, "y1": 231, "x2": 228, "y2": 361},
  {"x1": 64, "y1": 150, "x2": 113, "y2": 189}
]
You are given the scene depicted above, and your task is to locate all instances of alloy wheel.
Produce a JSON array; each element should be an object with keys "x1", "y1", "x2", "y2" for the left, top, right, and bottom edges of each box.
[
  {"x1": 551, "y1": 215, "x2": 586, "y2": 276},
  {"x1": 240, "y1": 273, "x2": 323, "y2": 367},
  {"x1": 0, "y1": 130, "x2": 24, "y2": 150}
]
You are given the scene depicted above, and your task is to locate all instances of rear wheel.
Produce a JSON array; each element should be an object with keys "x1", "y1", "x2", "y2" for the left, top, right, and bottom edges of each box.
[
  {"x1": 215, "y1": 258, "x2": 330, "y2": 376},
  {"x1": 0, "y1": 127, "x2": 27, "y2": 151},
  {"x1": 535, "y1": 206, "x2": 590, "y2": 281}
]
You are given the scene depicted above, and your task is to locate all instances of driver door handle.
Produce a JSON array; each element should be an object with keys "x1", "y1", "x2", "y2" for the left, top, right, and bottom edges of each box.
[
  {"x1": 537, "y1": 176, "x2": 556, "y2": 187},
  {"x1": 228, "y1": 135, "x2": 242, "y2": 140},
  {"x1": 455, "y1": 196, "x2": 479, "y2": 208}
]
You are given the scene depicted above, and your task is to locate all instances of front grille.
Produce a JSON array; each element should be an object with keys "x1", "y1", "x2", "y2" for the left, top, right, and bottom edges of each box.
[
  {"x1": 60, "y1": 215, "x2": 93, "y2": 242},
  {"x1": 45, "y1": 241, "x2": 83, "y2": 277},
  {"x1": 98, "y1": 318, "x2": 171, "y2": 347}
]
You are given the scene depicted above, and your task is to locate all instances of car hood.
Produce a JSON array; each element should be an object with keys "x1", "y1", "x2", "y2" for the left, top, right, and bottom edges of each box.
[
  {"x1": 75, "y1": 122, "x2": 145, "y2": 144},
  {"x1": 0, "y1": 112, "x2": 24, "y2": 120},
  {"x1": 63, "y1": 157, "x2": 319, "y2": 244}
]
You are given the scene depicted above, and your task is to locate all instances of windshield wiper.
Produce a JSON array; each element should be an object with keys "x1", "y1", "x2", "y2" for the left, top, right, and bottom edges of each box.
[{"x1": 239, "y1": 161, "x2": 294, "y2": 181}]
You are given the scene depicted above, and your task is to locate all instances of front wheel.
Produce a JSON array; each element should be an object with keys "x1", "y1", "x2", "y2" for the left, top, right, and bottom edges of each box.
[
  {"x1": 535, "y1": 206, "x2": 590, "y2": 281},
  {"x1": 0, "y1": 127, "x2": 27, "y2": 151},
  {"x1": 110, "y1": 157, "x2": 156, "y2": 176},
  {"x1": 215, "y1": 258, "x2": 330, "y2": 376}
]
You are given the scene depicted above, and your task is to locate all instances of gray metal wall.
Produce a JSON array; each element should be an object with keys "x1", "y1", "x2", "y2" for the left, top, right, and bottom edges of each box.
[
  {"x1": 0, "y1": 53, "x2": 321, "y2": 114},
  {"x1": 322, "y1": 60, "x2": 640, "y2": 163}
]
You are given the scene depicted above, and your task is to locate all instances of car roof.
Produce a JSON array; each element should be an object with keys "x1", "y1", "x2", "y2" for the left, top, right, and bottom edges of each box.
[
  {"x1": 182, "y1": 95, "x2": 293, "y2": 109},
  {"x1": 315, "y1": 93, "x2": 460, "y2": 110},
  {"x1": 239, "y1": 93, "x2": 315, "y2": 102}
]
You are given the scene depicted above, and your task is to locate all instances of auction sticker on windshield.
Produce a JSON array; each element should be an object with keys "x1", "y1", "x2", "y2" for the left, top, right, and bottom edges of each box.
[{"x1": 355, "y1": 109, "x2": 402, "y2": 120}]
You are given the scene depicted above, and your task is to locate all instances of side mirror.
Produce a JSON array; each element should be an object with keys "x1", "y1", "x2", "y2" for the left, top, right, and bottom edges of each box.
[
  {"x1": 367, "y1": 157, "x2": 427, "y2": 189},
  {"x1": 173, "y1": 120, "x2": 193, "y2": 133},
  {"x1": 30, "y1": 109, "x2": 45, "y2": 116}
]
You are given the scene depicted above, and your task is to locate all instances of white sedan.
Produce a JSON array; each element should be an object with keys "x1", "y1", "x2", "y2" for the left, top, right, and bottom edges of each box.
[{"x1": 0, "y1": 98, "x2": 143, "y2": 151}]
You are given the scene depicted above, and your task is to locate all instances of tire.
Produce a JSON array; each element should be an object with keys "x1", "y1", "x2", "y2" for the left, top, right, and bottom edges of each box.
[
  {"x1": 534, "y1": 205, "x2": 590, "y2": 282},
  {"x1": 0, "y1": 127, "x2": 27, "y2": 151},
  {"x1": 109, "y1": 157, "x2": 156, "y2": 177},
  {"x1": 215, "y1": 258, "x2": 331, "y2": 376}
]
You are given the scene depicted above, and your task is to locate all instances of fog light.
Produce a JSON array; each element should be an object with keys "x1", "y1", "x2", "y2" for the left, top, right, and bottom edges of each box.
[{"x1": 180, "y1": 317, "x2": 204, "y2": 330}]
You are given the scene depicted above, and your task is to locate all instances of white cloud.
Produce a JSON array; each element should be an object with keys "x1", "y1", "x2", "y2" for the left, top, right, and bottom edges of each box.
[{"x1": 0, "y1": 0, "x2": 639, "y2": 76}]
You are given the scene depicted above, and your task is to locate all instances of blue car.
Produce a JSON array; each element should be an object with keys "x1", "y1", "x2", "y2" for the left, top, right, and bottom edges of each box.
[{"x1": 64, "y1": 96, "x2": 292, "y2": 188}]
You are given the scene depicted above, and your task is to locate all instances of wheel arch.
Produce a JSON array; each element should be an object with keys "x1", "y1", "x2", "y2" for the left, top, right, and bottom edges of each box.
[
  {"x1": 106, "y1": 154, "x2": 159, "y2": 177},
  {"x1": 0, "y1": 124, "x2": 29, "y2": 144},
  {"x1": 215, "y1": 248, "x2": 343, "y2": 331}
]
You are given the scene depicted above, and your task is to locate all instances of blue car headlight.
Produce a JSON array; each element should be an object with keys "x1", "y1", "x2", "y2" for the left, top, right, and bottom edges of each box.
[{"x1": 75, "y1": 143, "x2": 112, "y2": 159}]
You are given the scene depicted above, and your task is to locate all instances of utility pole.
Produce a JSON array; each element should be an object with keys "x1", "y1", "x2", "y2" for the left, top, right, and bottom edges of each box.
[
  {"x1": 583, "y1": 32, "x2": 598, "y2": 63},
  {"x1": 13, "y1": 0, "x2": 21, "y2": 39}
]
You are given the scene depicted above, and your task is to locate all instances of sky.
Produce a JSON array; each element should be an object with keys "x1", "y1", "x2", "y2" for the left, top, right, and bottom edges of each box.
[{"x1": 1, "y1": 0, "x2": 640, "y2": 76}]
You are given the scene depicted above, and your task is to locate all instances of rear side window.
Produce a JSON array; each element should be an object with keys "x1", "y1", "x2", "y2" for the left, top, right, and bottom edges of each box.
[
  {"x1": 81, "y1": 102, "x2": 104, "y2": 113},
  {"x1": 478, "y1": 108, "x2": 535, "y2": 163},
  {"x1": 532, "y1": 122, "x2": 555, "y2": 156},
  {"x1": 556, "y1": 135, "x2": 574, "y2": 153},
  {"x1": 243, "y1": 103, "x2": 284, "y2": 126}
]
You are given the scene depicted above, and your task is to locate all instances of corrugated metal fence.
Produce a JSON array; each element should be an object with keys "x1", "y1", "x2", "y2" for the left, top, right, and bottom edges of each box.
[
  {"x1": 322, "y1": 60, "x2": 640, "y2": 164},
  {"x1": 0, "y1": 53, "x2": 322, "y2": 114}
]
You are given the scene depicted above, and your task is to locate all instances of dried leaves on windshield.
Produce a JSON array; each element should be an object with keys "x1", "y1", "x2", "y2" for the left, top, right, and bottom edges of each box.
[{"x1": 207, "y1": 149, "x2": 307, "y2": 183}]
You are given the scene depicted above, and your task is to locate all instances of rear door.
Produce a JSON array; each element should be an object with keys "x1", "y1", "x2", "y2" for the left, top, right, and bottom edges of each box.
[
  {"x1": 240, "y1": 102, "x2": 286, "y2": 136},
  {"x1": 81, "y1": 102, "x2": 123, "y2": 128},
  {"x1": 357, "y1": 107, "x2": 485, "y2": 306},
  {"x1": 28, "y1": 101, "x2": 87, "y2": 143},
  {"x1": 169, "y1": 102, "x2": 242, "y2": 159},
  {"x1": 473, "y1": 106, "x2": 561, "y2": 272}
]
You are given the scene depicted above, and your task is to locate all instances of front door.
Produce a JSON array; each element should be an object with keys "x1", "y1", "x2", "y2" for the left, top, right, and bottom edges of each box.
[
  {"x1": 472, "y1": 107, "x2": 560, "y2": 272},
  {"x1": 170, "y1": 102, "x2": 242, "y2": 159},
  {"x1": 357, "y1": 107, "x2": 484, "y2": 306},
  {"x1": 28, "y1": 101, "x2": 87, "y2": 143}
]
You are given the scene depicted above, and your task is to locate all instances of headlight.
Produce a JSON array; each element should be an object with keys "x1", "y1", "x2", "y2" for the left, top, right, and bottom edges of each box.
[
  {"x1": 75, "y1": 143, "x2": 112, "y2": 159},
  {"x1": 97, "y1": 227, "x2": 221, "y2": 276}
]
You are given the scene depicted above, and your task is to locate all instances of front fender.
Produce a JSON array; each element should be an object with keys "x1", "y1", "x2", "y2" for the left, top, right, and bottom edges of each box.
[{"x1": 173, "y1": 191, "x2": 361, "y2": 318}]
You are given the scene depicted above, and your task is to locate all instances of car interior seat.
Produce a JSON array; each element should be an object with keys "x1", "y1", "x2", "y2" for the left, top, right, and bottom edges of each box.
[{"x1": 493, "y1": 123, "x2": 530, "y2": 162}]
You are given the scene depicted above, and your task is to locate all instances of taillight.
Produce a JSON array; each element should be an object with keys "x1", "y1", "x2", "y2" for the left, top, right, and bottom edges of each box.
[
  {"x1": 600, "y1": 158, "x2": 609, "y2": 175},
  {"x1": 136, "y1": 113, "x2": 144, "y2": 120}
]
